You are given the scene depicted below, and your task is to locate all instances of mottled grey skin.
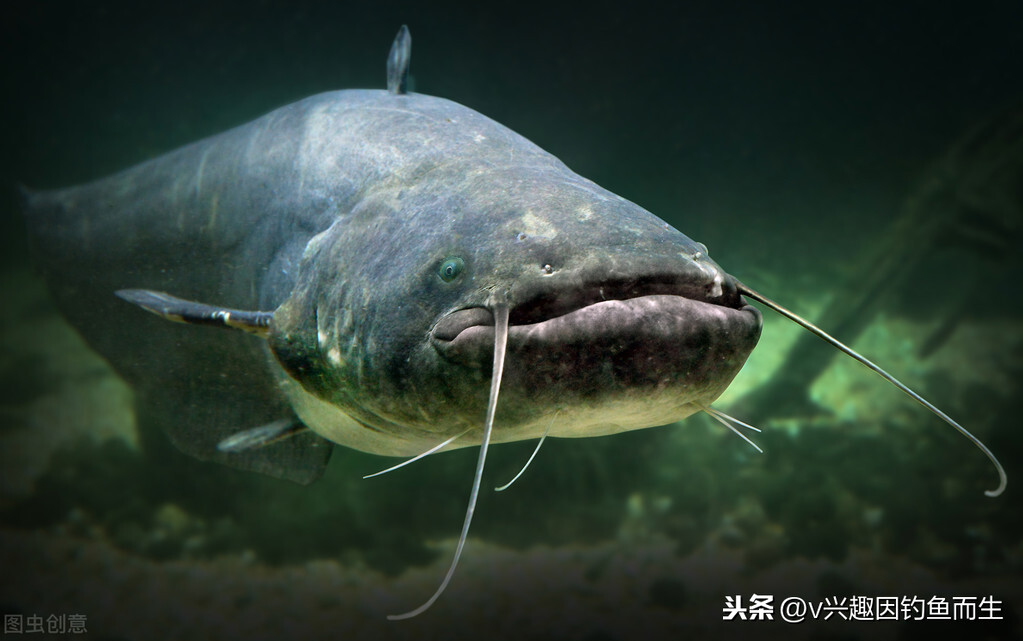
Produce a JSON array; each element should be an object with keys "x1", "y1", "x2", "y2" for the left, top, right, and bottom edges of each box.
[{"x1": 24, "y1": 87, "x2": 761, "y2": 482}]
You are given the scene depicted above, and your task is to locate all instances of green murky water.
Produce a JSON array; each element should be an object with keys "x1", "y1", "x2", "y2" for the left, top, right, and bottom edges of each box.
[{"x1": 2, "y1": 3, "x2": 1021, "y2": 640}]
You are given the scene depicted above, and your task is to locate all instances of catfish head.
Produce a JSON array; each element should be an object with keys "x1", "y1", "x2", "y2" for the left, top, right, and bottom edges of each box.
[{"x1": 267, "y1": 163, "x2": 762, "y2": 458}]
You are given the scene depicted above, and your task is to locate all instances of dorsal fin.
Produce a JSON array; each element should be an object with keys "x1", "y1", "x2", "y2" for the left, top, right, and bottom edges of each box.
[
  {"x1": 115, "y1": 289, "x2": 273, "y2": 337},
  {"x1": 387, "y1": 24, "x2": 411, "y2": 95}
]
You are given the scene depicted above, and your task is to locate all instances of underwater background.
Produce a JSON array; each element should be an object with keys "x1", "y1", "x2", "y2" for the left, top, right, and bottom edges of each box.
[{"x1": 1, "y1": 1, "x2": 1022, "y2": 639}]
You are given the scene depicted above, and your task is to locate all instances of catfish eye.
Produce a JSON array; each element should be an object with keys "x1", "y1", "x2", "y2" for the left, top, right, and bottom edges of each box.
[{"x1": 438, "y1": 256, "x2": 465, "y2": 282}]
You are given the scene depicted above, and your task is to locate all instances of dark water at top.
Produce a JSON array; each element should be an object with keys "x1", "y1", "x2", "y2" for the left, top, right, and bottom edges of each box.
[{"x1": 1, "y1": 2, "x2": 1022, "y2": 640}]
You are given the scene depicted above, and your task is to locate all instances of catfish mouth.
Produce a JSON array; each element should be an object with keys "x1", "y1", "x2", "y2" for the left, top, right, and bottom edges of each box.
[{"x1": 431, "y1": 275, "x2": 762, "y2": 367}]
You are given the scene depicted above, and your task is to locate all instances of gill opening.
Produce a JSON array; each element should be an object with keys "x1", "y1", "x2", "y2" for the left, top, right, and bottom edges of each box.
[
  {"x1": 736, "y1": 280, "x2": 1006, "y2": 498},
  {"x1": 388, "y1": 296, "x2": 510, "y2": 620}
]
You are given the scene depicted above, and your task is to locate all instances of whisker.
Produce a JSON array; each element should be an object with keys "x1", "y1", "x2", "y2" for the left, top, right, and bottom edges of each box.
[
  {"x1": 737, "y1": 280, "x2": 1006, "y2": 497},
  {"x1": 495, "y1": 410, "x2": 558, "y2": 492},
  {"x1": 704, "y1": 406, "x2": 761, "y2": 433},
  {"x1": 362, "y1": 428, "x2": 472, "y2": 479},
  {"x1": 700, "y1": 404, "x2": 764, "y2": 454},
  {"x1": 388, "y1": 298, "x2": 510, "y2": 620}
]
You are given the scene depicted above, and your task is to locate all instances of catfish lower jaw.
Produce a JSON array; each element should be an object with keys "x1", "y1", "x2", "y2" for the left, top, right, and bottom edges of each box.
[
  {"x1": 432, "y1": 307, "x2": 495, "y2": 341},
  {"x1": 430, "y1": 294, "x2": 762, "y2": 377}
]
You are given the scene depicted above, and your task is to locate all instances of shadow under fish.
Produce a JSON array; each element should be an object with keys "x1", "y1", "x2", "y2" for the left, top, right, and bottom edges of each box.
[{"x1": 19, "y1": 26, "x2": 1006, "y2": 619}]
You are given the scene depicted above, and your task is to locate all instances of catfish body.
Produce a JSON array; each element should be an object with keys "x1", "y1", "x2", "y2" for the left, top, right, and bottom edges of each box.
[
  {"x1": 23, "y1": 28, "x2": 1006, "y2": 620},
  {"x1": 24, "y1": 88, "x2": 760, "y2": 482}
]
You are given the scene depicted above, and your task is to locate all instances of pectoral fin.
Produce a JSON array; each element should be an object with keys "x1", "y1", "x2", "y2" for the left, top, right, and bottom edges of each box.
[
  {"x1": 217, "y1": 419, "x2": 310, "y2": 452},
  {"x1": 115, "y1": 289, "x2": 273, "y2": 337}
]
